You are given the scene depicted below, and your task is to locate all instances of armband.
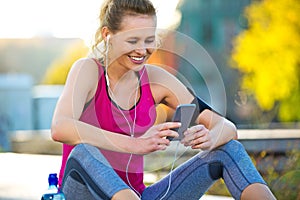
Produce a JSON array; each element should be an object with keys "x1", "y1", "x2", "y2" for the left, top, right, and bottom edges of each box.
[
  {"x1": 187, "y1": 87, "x2": 213, "y2": 124},
  {"x1": 191, "y1": 95, "x2": 212, "y2": 114}
]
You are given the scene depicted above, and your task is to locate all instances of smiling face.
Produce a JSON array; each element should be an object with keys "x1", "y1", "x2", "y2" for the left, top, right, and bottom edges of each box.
[{"x1": 107, "y1": 14, "x2": 157, "y2": 71}]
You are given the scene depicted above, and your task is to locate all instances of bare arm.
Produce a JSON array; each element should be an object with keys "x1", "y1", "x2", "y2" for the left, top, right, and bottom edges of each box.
[
  {"x1": 51, "y1": 58, "x2": 179, "y2": 154},
  {"x1": 51, "y1": 58, "x2": 132, "y2": 152},
  {"x1": 147, "y1": 65, "x2": 237, "y2": 150},
  {"x1": 190, "y1": 109, "x2": 238, "y2": 149}
]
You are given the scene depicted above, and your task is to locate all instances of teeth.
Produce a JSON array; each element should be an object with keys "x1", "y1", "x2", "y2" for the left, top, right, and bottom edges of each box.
[{"x1": 131, "y1": 56, "x2": 144, "y2": 61}]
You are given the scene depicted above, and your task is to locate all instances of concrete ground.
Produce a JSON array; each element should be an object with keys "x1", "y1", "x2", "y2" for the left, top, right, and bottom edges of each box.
[{"x1": 0, "y1": 153, "x2": 233, "y2": 200}]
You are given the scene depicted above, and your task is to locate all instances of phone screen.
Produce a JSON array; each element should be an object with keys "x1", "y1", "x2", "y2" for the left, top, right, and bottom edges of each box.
[{"x1": 167, "y1": 104, "x2": 196, "y2": 141}]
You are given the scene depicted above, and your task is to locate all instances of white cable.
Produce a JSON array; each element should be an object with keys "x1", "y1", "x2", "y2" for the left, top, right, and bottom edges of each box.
[
  {"x1": 159, "y1": 141, "x2": 181, "y2": 200},
  {"x1": 105, "y1": 37, "x2": 145, "y2": 197},
  {"x1": 105, "y1": 35, "x2": 110, "y2": 87},
  {"x1": 106, "y1": 78, "x2": 141, "y2": 197},
  {"x1": 125, "y1": 68, "x2": 146, "y2": 198},
  {"x1": 105, "y1": 35, "x2": 181, "y2": 199}
]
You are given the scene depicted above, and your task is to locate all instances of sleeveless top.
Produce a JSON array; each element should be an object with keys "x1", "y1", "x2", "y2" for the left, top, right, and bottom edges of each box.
[{"x1": 58, "y1": 59, "x2": 157, "y2": 194}]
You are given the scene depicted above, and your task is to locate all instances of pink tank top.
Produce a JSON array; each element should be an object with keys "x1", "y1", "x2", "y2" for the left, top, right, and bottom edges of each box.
[{"x1": 58, "y1": 59, "x2": 157, "y2": 194}]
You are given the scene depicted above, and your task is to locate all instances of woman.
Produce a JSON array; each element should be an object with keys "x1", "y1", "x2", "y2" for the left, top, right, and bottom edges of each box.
[{"x1": 51, "y1": 0, "x2": 276, "y2": 199}]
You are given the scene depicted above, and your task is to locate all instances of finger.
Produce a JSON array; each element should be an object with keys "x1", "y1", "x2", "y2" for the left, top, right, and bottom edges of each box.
[
  {"x1": 156, "y1": 122, "x2": 181, "y2": 131},
  {"x1": 159, "y1": 138, "x2": 171, "y2": 146},
  {"x1": 182, "y1": 136, "x2": 205, "y2": 147},
  {"x1": 158, "y1": 129, "x2": 179, "y2": 139},
  {"x1": 182, "y1": 130, "x2": 210, "y2": 147},
  {"x1": 191, "y1": 140, "x2": 212, "y2": 150},
  {"x1": 182, "y1": 130, "x2": 204, "y2": 144},
  {"x1": 185, "y1": 125, "x2": 209, "y2": 140},
  {"x1": 185, "y1": 124, "x2": 206, "y2": 135},
  {"x1": 153, "y1": 139, "x2": 171, "y2": 151},
  {"x1": 157, "y1": 144, "x2": 168, "y2": 150},
  {"x1": 190, "y1": 135, "x2": 209, "y2": 146}
]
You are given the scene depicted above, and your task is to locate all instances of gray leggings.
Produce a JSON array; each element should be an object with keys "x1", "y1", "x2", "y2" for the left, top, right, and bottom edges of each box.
[{"x1": 62, "y1": 140, "x2": 266, "y2": 200}]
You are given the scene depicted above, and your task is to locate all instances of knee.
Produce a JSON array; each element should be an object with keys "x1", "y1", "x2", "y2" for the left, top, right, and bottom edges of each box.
[
  {"x1": 69, "y1": 143, "x2": 110, "y2": 167},
  {"x1": 207, "y1": 140, "x2": 246, "y2": 181},
  {"x1": 73, "y1": 143, "x2": 95, "y2": 151},
  {"x1": 208, "y1": 161, "x2": 223, "y2": 180},
  {"x1": 221, "y1": 140, "x2": 245, "y2": 153},
  {"x1": 69, "y1": 143, "x2": 98, "y2": 159}
]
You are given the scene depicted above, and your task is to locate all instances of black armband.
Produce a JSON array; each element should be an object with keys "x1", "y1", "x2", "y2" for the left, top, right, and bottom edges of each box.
[
  {"x1": 190, "y1": 95, "x2": 212, "y2": 124},
  {"x1": 191, "y1": 95, "x2": 212, "y2": 113},
  {"x1": 187, "y1": 87, "x2": 212, "y2": 112},
  {"x1": 187, "y1": 87, "x2": 213, "y2": 125}
]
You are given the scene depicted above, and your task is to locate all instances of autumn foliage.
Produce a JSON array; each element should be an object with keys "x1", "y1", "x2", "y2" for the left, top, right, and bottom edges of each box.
[
  {"x1": 231, "y1": 0, "x2": 300, "y2": 121},
  {"x1": 42, "y1": 40, "x2": 89, "y2": 84}
]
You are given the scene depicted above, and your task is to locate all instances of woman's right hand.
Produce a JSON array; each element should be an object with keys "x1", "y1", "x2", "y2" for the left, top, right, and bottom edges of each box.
[{"x1": 133, "y1": 122, "x2": 181, "y2": 155}]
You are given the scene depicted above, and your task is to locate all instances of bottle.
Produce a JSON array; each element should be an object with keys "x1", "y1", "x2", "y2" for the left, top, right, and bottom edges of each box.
[{"x1": 41, "y1": 173, "x2": 66, "y2": 200}]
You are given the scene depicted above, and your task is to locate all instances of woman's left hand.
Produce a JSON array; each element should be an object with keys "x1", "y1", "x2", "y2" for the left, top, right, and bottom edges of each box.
[{"x1": 181, "y1": 124, "x2": 213, "y2": 150}]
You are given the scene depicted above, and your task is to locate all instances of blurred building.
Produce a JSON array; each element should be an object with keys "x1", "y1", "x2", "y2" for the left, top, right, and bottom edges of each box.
[
  {"x1": 0, "y1": 0, "x2": 254, "y2": 133},
  {"x1": 0, "y1": 38, "x2": 78, "y2": 132},
  {"x1": 176, "y1": 0, "x2": 251, "y2": 124},
  {"x1": 0, "y1": 38, "x2": 81, "y2": 84}
]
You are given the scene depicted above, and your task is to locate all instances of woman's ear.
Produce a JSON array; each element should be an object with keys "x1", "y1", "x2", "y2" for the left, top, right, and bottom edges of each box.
[{"x1": 101, "y1": 26, "x2": 111, "y2": 42}]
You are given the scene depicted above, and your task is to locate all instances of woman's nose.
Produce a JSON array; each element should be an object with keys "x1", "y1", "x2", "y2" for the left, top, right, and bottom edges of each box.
[{"x1": 134, "y1": 47, "x2": 147, "y2": 55}]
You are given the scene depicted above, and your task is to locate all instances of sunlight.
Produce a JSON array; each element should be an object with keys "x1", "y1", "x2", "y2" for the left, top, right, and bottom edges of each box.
[
  {"x1": 0, "y1": 0, "x2": 102, "y2": 39},
  {"x1": 0, "y1": 0, "x2": 180, "y2": 43}
]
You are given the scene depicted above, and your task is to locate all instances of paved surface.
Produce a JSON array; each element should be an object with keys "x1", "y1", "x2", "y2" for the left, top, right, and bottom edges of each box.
[
  {"x1": 0, "y1": 153, "x2": 61, "y2": 200},
  {"x1": 0, "y1": 153, "x2": 233, "y2": 200}
]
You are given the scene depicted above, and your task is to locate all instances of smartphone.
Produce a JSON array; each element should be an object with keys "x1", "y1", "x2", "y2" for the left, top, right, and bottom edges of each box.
[{"x1": 167, "y1": 104, "x2": 196, "y2": 141}]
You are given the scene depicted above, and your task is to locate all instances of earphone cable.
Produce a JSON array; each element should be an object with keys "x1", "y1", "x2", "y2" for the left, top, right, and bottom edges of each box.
[
  {"x1": 105, "y1": 35, "x2": 180, "y2": 199},
  {"x1": 159, "y1": 141, "x2": 181, "y2": 200},
  {"x1": 106, "y1": 71, "x2": 142, "y2": 197},
  {"x1": 105, "y1": 36, "x2": 144, "y2": 197}
]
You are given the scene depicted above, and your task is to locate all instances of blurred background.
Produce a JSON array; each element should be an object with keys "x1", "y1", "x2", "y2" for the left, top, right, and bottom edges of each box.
[{"x1": 0, "y1": 0, "x2": 299, "y2": 199}]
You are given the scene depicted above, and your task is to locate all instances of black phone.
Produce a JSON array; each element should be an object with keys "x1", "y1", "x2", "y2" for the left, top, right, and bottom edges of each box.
[{"x1": 167, "y1": 104, "x2": 196, "y2": 141}]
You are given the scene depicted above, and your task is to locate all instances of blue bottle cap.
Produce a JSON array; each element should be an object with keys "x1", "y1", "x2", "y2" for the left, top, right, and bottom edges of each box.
[{"x1": 48, "y1": 173, "x2": 58, "y2": 186}]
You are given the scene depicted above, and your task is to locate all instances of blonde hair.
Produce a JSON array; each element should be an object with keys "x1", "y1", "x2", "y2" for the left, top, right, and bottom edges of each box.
[{"x1": 91, "y1": 0, "x2": 157, "y2": 58}]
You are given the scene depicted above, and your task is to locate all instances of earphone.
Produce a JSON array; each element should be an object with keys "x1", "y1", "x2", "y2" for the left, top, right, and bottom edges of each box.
[
  {"x1": 104, "y1": 33, "x2": 180, "y2": 199},
  {"x1": 106, "y1": 34, "x2": 110, "y2": 41},
  {"x1": 104, "y1": 33, "x2": 143, "y2": 197},
  {"x1": 105, "y1": 34, "x2": 111, "y2": 87}
]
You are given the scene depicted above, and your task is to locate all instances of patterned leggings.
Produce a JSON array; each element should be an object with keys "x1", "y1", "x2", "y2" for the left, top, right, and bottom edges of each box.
[{"x1": 62, "y1": 140, "x2": 266, "y2": 200}]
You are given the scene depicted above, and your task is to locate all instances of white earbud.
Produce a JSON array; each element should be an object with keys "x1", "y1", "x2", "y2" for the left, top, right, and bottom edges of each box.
[
  {"x1": 105, "y1": 70, "x2": 110, "y2": 87},
  {"x1": 105, "y1": 34, "x2": 110, "y2": 87},
  {"x1": 106, "y1": 34, "x2": 110, "y2": 42}
]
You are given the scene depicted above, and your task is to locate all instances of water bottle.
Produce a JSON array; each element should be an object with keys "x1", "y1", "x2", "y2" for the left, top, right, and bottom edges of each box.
[{"x1": 41, "y1": 173, "x2": 66, "y2": 200}]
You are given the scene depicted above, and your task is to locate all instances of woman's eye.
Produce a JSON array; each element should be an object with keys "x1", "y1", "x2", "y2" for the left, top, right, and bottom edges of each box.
[
  {"x1": 127, "y1": 40, "x2": 137, "y2": 44},
  {"x1": 127, "y1": 38, "x2": 155, "y2": 45},
  {"x1": 145, "y1": 39, "x2": 155, "y2": 44}
]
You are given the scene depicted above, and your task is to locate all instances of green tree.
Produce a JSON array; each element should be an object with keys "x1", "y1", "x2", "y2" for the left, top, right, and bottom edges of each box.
[
  {"x1": 231, "y1": 0, "x2": 300, "y2": 122},
  {"x1": 42, "y1": 40, "x2": 89, "y2": 84}
]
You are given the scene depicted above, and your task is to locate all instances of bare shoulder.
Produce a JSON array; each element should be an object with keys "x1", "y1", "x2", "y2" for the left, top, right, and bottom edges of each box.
[
  {"x1": 144, "y1": 64, "x2": 175, "y2": 82},
  {"x1": 144, "y1": 64, "x2": 194, "y2": 107},
  {"x1": 66, "y1": 58, "x2": 99, "y2": 86},
  {"x1": 69, "y1": 58, "x2": 99, "y2": 76},
  {"x1": 61, "y1": 58, "x2": 101, "y2": 103}
]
